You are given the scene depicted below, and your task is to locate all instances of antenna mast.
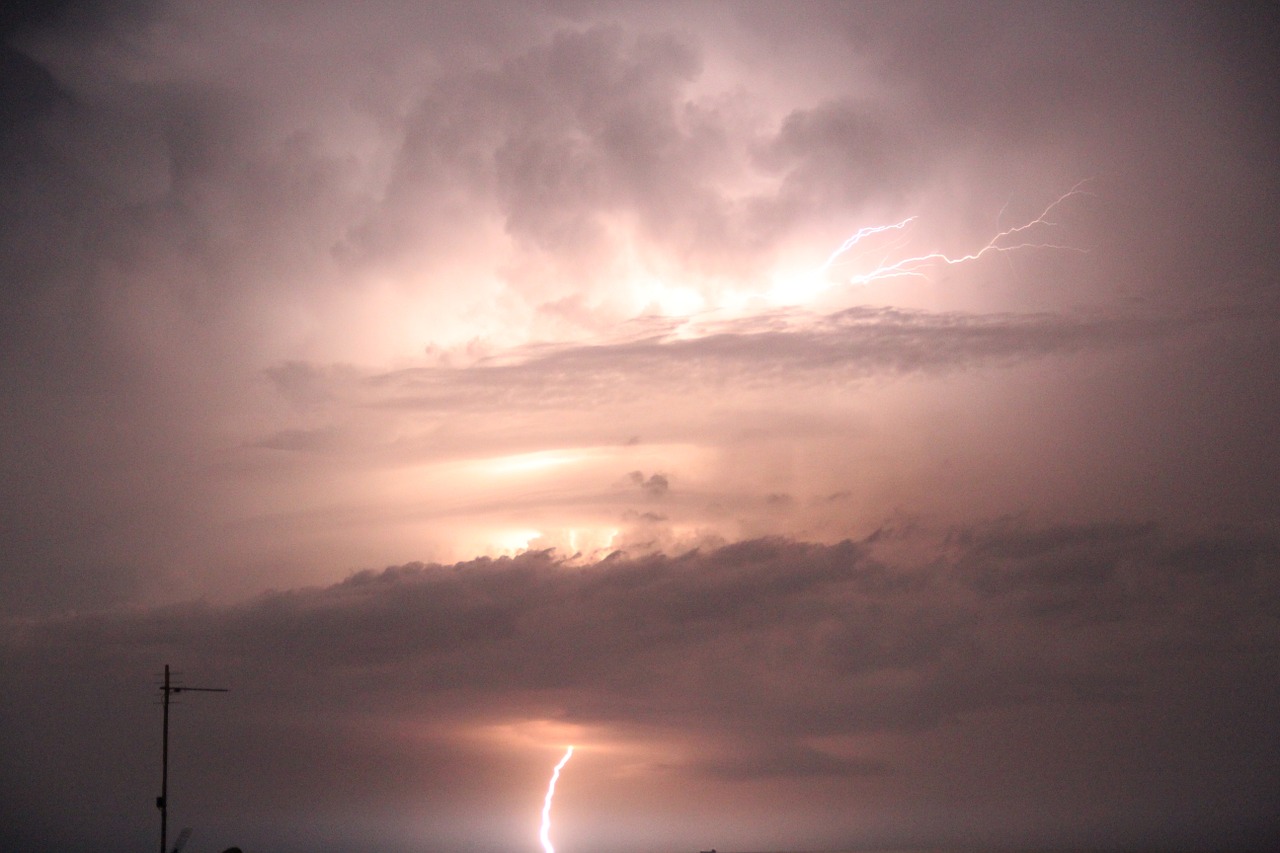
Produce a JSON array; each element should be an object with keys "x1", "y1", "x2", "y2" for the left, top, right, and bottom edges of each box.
[{"x1": 157, "y1": 664, "x2": 227, "y2": 853}]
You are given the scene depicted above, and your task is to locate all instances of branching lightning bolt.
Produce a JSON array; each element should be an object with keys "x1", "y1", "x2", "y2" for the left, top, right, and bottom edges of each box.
[
  {"x1": 539, "y1": 746, "x2": 574, "y2": 853},
  {"x1": 820, "y1": 181, "x2": 1093, "y2": 286}
]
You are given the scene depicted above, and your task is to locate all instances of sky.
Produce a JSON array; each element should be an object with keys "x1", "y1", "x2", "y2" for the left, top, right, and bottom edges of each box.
[{"x1": 1, "y1": 2, "x2": 1278, "y2": 852}]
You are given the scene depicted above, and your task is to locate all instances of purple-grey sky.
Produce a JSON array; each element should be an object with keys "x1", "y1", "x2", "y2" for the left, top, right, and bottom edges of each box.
[{"x1": 2, "y1": 3, "x2": 1278, "y2": 853}]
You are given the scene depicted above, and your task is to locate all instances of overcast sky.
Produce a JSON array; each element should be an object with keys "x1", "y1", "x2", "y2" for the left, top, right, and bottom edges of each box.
[{"x1": 2, "y1": 2, "x2": 1278, "y2": 853}]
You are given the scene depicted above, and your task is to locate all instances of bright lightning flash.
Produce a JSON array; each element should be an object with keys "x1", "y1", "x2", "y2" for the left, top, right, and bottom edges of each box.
[
  {"x1": 820, "y1": 181, "x2": 1092, "y2": 288},
  {"x1": 539, "y1": 745, "x2": 574, "y2": 853}
]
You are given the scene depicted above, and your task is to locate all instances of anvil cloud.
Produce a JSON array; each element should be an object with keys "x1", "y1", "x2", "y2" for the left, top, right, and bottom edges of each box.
[{"x1": 1, "y1": 2, "x2": 1277, "y2": 852}]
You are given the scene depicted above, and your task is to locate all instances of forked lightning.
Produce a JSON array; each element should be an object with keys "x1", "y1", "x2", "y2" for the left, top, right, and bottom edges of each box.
[{"x1": 821, "y1": 181, "x2": 1092, "y2": 286}]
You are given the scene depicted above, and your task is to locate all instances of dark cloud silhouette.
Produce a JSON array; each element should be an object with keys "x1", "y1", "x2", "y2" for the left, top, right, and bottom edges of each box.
[
  {"x1": 627, "y1": 470, "x2": 669, "y2": 497},
  {"x1": 2, "y1": 527, "x2": 1276, "y2": 852}
]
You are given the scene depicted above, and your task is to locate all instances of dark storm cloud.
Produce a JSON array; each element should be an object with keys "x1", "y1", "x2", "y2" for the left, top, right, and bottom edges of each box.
[
  {"x1": 3, "y1": 524, "x2": 1277, "y2": 851},
  {"x1": 1, "y1": 8, "x2": 67, "y2": 128}
]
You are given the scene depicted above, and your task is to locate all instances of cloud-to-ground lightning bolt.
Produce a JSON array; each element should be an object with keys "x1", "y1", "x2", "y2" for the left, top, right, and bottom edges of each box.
[
  {"x1": 820, "y1": 181, "x2": 1093, "y2": 286},
  {"x1": 539, "y1": 746, "x2": 574, "y2": 853}
]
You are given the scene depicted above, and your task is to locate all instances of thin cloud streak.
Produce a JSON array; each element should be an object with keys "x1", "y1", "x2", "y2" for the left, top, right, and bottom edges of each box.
[{"x1": 360, "y1": 305, "x2": 1175, "y2": 409}]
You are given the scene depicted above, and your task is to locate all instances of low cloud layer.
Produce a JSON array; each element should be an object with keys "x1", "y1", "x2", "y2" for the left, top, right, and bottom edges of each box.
[{"x1": 3, "y1": 525, "x2": 1276, "y2": 852}]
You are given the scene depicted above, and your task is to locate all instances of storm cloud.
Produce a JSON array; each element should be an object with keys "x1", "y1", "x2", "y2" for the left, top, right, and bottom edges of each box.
[
  {"x1": 2, "y1": 2, "x2": 1278, "y2": 852},
  {"x1": 4, "y1": 526, "x2": 1276, "y2": 852}
]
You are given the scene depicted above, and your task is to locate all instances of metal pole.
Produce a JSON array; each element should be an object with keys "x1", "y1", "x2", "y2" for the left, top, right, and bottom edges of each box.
[
  {"x1": 159, "y1": 664, "x2": 170, "y2": 853},
  {"x1": 157, "y1": 665, "x2": 227, "y2": 853}
]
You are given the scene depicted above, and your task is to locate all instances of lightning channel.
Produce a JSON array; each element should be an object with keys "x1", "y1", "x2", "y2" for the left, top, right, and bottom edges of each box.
[
  {"x1": 822, "y1": 181, "x2": 1093, "y2": 287},
  {"x1": 539, "y1": 745, "x2": 574, "y2": 853}
]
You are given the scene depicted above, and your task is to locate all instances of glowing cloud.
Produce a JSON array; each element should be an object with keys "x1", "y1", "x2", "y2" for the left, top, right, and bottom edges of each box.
[{"x1": 539, "y1": 746, "x2": 575, "y2": 853}]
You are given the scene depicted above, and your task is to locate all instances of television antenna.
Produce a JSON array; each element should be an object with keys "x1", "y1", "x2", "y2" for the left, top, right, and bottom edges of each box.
[{"x1": 156, "y1": 664, "x2": 227, "y2": 853}]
